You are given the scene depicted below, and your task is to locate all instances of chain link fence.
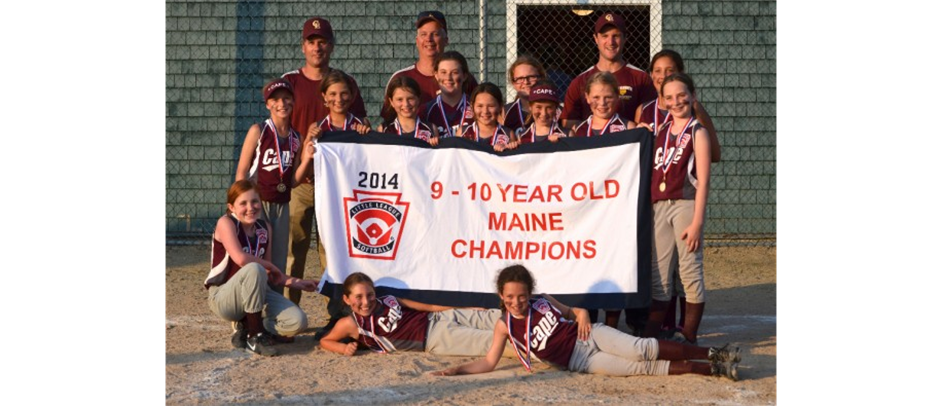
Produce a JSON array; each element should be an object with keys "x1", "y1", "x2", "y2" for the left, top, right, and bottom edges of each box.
[{"x1": 166, "y1": 0, "x2": 776, "y2": 247}]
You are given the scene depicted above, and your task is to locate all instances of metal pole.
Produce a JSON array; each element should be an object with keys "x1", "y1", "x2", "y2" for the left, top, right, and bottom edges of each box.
[{"x1": 479, "y1": 0, "x2": 487, "y2": 82}]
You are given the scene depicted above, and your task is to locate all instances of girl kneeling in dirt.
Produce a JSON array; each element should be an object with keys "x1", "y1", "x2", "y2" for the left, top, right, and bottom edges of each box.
[
  {"x1": 430, "y1": 265, "x2": 741, "y2": 380},
  {"x1": 204, "y1": 179, "x2": 320, "y2": 357}
]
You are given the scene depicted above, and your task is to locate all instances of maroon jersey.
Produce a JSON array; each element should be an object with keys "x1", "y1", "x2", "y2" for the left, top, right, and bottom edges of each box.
[
  {"x1": 505, "y1": 298, "x2": 579, "y2": 369},
  {"x1": 571, "y1": 113, "x2": 630, "y2": 137},
  {"x1": 421, "y1": 95, "x2": 474, "y2": 138},
  {"x1": 383, "y1": 118, "x2": 435, "y2": 143},
  {"x1": 639, "y1": 99, "x2": 671, "y2": 134},
  {"x1": 381, "y1": 65, "x2": 479, "y2": 124},
  {"x1": 561, "y1": 64, "x2": 657, "y2": 123},
  {"x1": 281, "y1": 68, "x2": 367, "y2": 139},
  {"x1": 518, "y1": 122, "x2": 566, "y2": 144},
  {"x1": 652, "y1": 118, "x2": 701, "y2": 202},
  {"x1": 316, "y1": 114, "x2": 365, "y2": 132},
  {"x1": 461, "y1": 122, "x2": 512, "y2": 147},
  {"x1": 352, "y1": 296, "x2": 429, "y2": 352},
  {"x1": 503, "y1": 99, "x2": 531, "y2": 134},
  {"x1": 205, "y1": 215, "x2": 269, "y2": 288},
  {"x1": 247, "y1": 120, "x2": 301, "y2": 203}
]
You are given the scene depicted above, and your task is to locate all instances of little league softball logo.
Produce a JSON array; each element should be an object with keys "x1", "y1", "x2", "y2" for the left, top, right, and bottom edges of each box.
[{"x1": 343, "y1": 190, "x2": 410, "y2": 260}]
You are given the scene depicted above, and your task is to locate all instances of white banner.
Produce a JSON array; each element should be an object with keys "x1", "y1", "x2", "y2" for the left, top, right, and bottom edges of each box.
[{"x1": 314, "y1": 133, "x2": 652, "y2": 308}]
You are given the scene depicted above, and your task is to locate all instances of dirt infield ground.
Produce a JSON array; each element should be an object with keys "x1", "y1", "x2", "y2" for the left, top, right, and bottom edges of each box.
[{"x1": 166, "y1": 245, "x2": 776, "y2": 405}]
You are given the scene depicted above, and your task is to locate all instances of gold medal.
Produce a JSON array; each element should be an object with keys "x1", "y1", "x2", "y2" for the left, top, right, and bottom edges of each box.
[
  {"x1": 659, "y1": 181, "x2": 666, "y2": 192},
  {"x1": 277, "y1": 183, "x2": 287, "y2": 193}
]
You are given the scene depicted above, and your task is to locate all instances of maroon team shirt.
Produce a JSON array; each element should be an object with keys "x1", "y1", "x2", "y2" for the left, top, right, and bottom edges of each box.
[
  {"x1": 384, "y1": 118, "x2": 435, "y2": 143},
  {"x1": 639, "y1": 99, "x2": 671, "y2": 133},
  {"x1": 282, "y1": 68, "x2": 367, "y2": 140},
  {"x1": 561, "y1": 64, "x2": 657, "y2": 123},
  {"x1": 206, "y1": 216, "x2": 269, "y2": 288},
  {"x1": 421, "y1": 95, "x2": 474, "y2": 138},
  {"x1": 315, "y1": 114, "x2": 365, "y2": 132},
  {"x1": 571, "y1": 113, "x2": 631, "y2": 137},
  {"x1": 652, "y1": 118, "x2": 701, "y2": 202},
  {"x1": 461, "y1": 122, "x2": 512, "y2": 146},
  {"x1": 504, "y1": 298, "x2": 579, "y2": 369},
  {"x1": 381, "y1": 65, "x2": 479, "y2": 124},
  {"x1": 248, "y1": 120, "x2": 300, "y2": 203},
  {"x1": 352, "y1": 296, "x2": 429, "y2": 352},
  {"x1": 518, "y1": 123, "x2": 566, "y2": 144},
  {"x1": 503, "y1": 99, "x2": 530, "y2": 134}
]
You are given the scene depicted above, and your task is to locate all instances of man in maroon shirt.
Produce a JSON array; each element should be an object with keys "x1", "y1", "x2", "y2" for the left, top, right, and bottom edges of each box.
[
  {"x1": 379, "y1": 11, "x2": 479, "y2": 126},
  {"x1": 560, "y1": 13, "x2": 657, "y2": 131},
  {"x1": 281, "y1": 18, "x2": 367, "y2": 322}
]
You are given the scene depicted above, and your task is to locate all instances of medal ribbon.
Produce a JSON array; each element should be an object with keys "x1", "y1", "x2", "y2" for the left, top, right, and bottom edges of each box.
[
  {"x1": 661, "y1": 117, "x2": 694, "y2": 178},
  {"x1": 394, "y1": 117, "x2": 422, "y2": 137},
  {"x1": 507, "y1": 308, "x2": 533, "y2": 372},
  {"x1": 326, "y1": 113, "x2": 353, "y2": 131},
  {"x1": 593, "y1": 114, "x2": 618, "y2": 136},
  {"x1": 515, "y1": 99, "x2": 525, "y2": 129},
  {"x1": 351, "y1": 311, "x2": 390, "y2": 354},
  {"x1": 232, "y1": 214, "x2": 261, "y2": 257},
  {"x1": 437, "y1": 94, "x2": 467, "y2": 138},
  {"x1": 267, "y1": 120, "x2": 288, "y2": 180},
  {"x1": 472, "y1": 122, "x2": 502, "y2": 145}
]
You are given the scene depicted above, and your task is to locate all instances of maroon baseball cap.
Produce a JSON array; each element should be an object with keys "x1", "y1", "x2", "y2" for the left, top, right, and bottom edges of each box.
[
  {"x1": 528, "y1": 83, "x2": 560, "y2": 104},
  {"x1": 262, "y1": 79, "x2": 293, "y2": 100},
  {"x1": 416, "y1": 10, "x2": 447, "y2": 31},
  {"x1": 594, "y1": 12, "x2": 626, "y2": 34},
  {"x1": 302, "y1": 17, "x2": 334, "y2": 41}
]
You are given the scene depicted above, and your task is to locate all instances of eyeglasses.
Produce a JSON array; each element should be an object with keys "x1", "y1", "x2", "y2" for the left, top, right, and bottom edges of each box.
[{"x1": 513, "y1": 75, "x2": 542, "y2": 84}]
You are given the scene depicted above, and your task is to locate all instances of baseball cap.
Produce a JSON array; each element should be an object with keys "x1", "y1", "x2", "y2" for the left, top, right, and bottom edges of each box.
[
  {"x1": 302, "y1": 17, "x2": 334, "y2": 41},
  {"x1": 416, "y1": 10, "x2": 447, "y2": 31},
  {"x1": 262, "y1": 79, "x2": 293, "y2": 100},
  {"x1": 528, "y1": 83, "x2": 560, "y2": 104},
  {"x1": 594, "y1": 12, "x2": 626, "y2": 34}
]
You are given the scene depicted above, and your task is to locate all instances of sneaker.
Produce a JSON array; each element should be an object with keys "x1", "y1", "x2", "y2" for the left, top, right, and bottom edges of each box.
[
  {"x1": 264, "y1": 331, "x2": 295, "y2": 344},
  {"x1": 708, "y1": 344, "x2": 742, "y2": 364},
  {"x1": 711, "y1": 358, "x2": 739, "y2": 381},
  {"x1": 245, "y1": 332, "x2": 278, "y2": 357},
  {"x1": 231, "y1": 322, "x2": 246, "y2": 349}
]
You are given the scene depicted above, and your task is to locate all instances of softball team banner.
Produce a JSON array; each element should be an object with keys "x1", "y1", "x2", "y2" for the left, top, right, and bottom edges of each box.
[{"x1": 314, "y1": 131, "x2": 654, "y2": 309}]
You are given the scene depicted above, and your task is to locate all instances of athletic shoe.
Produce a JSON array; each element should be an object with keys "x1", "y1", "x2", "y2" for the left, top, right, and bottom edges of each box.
[
  {"x1": 710, "y1": 358, "x2": 739, "y2": 381},
  {"x1": 245, "y1": 332, "x2": 278, "y2": 357},
  {"x1": 265, "y1": 331, "x2": 295, "y2": 344},
  {"x1": 231, "y1": 322, "x2": 246, "y2": 349}
]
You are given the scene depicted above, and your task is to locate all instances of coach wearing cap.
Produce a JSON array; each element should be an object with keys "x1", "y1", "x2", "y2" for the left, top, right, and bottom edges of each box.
[
  {"x1": 379, "y1": 10, "x2": 479, "y2": 125},
  {"x1": 281, "y1": 17, "x2": 367, "y2": 309},
  {"x1": 560, "y1": 12, "x2": 657, "y2": 130}
]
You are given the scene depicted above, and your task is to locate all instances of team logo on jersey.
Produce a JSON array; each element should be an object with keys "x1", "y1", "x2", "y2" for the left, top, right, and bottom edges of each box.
[
  {"x1": 464, "y1": 108, "x2": 474, "y2": 120},
  {"x1": 382, "y1": 296, "x2": 400, "y2": 310},
  {"x1": 416, "y1": 129, "x2": 432, "y2": 142},
  {"x1": 533, "y1": 299, "x2": 551, "y2": 315},
  {"x1": 343, "y1": 190, "x2": 410, "y2": 260},
  {"x1": 619, "y1": 86, "x2": 632, "y2": 97},
  {"x1": 255, "y1": 227, "x2": 268, "y2": 245},
  {"x1": 610, "y1": 124, "x2": 626, "y2": 132}
]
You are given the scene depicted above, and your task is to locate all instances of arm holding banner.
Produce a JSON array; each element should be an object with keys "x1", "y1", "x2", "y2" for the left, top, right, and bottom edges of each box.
[
  {"x1": 543, "y1": 294, "x2": 591, "y2": 341},
  {"x1": 430, "y1": 321, "x2": 509, "y2": 376},
  {"x1": 320, "y1": 317, "x2": 361, "y2": 356}
]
